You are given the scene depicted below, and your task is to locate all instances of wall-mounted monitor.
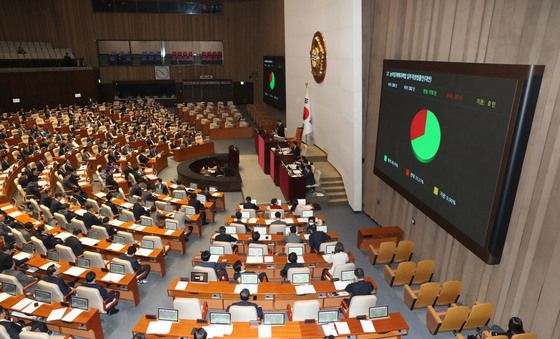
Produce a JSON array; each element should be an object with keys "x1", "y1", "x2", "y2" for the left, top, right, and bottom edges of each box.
[{"x1": 263, "y1": 56, "x2": 286, "y2": 110}]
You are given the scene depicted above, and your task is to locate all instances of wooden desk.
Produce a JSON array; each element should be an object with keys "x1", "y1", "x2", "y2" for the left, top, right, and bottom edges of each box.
[
  {"x1": 173, "y1": 142, "x2": 215, "y2": 162},
  {"x1": 271, "y1": 151, "x2": 295, "y2": 186},
  {"x1": 148, "y1": 154, "x2": 168, "y2": 173},
  {"x1": 1, "y1": 294, "x2": 104, "y2": 339},
  {"x1": 279, "y1": 165, "x2": 306, "y2": 201},
  {"x1": 132, "y1": 313, "x2": 408, "y2": 338},
  {"x1": 357, "y1": 227, "x2": 404, "y2": 250}
]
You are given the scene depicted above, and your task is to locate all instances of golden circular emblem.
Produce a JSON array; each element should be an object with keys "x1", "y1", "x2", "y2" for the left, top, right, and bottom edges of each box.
[{"x1": 310, "y1": 31, "x2": 326, "y2": 83}]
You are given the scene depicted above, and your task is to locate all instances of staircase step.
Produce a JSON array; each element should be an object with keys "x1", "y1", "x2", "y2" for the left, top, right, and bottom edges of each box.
[
  {"x1": 328, "y1": 198, "x2": 348, "y2": 205},
  {"x1": 323, "y1": 187, "x2": 346, "y2": 193},
  {"x1": 326, "y1": 191, "x2": 347, "y2": 199},
  {"x1": 321, "y1": 180, "x2": 344, "y2": 187},
  {"x1": 321, "y1": 176, "x2": 342, "y2": 182}
]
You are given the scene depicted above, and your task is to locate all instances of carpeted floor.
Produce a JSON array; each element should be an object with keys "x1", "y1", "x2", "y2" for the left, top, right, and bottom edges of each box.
[{"x1": 103, "y1": 137, "x2": 459, "y2": 339}]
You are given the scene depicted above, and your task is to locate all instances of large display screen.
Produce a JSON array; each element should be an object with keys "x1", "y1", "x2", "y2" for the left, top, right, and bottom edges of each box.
[
  {"x1": 263, "y1": 56, "x2": 286, "y2": 109},
  {"x1": 374, "y1": 60, "x2": 544, "y2": 264}
]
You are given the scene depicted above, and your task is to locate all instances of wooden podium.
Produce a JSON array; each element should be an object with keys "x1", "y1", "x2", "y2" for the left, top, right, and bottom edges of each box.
[{"x1": 357, "y1": 226, "x2": 404, "y2": 250}]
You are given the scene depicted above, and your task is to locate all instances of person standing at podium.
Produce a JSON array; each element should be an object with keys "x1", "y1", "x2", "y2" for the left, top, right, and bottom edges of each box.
[{"x1": 275, "y1": 120, "x2": 285, "y2": 138}]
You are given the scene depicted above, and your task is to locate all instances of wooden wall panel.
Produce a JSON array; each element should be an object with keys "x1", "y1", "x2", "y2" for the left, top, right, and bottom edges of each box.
[{"x1": 363, "y1": 0, "x2": 560, "y2": 335}]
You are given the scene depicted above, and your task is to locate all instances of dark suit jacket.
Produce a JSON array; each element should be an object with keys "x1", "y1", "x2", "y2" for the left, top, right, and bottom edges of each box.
[
  {"x1": 104, "y1": 201, "x2": 119, "y2": 215},
  {"x1": 50, "y1": 199, "x2": 66, "y2": 214},
  {"x1": 82, "y1": 212, "x2": 102, "y2": 229},
  {"x1": 118, "y1": 254, "x2": 140, "y2": 272},
  {"x1": 44, "y1": 275, "x2": 71, "y2": 296},
  {"x1": 138, "y1": 154, "x2": 149, "y2": 165},
  {"x1": 309, "y1": 231, "x2": 331, "y2": 252},
  {"x1": 198, "y1": 261, "x2": 228, "y2": 280},
  {"x1": 344, "y1": 280, "x2": 374, "y2": 300},
  {"x1": 38, "y1": 233, "x2": 58, "y2": 250},
  {"x1": 280, "y1": 262, "x2": 303, "y2": 278},
  {"x1": 132, "y1": 203, "x2": 148, "y2": 220},
  {"x1": 228, "y1": 300, "x2": 263, "y2": 319},
  {"x1": 243, "y1": 202, "x2": 259, "y2": 210},
  {"x1": 0, "y1": 319, "x2": 22, "y2": 338},
  {"x1": 215, "y1": 234, "x2": 237, "y2": 243},
  {"x1": 156, "y1": 183, "x2": 169, "y2": 195},
  {"x1": 83, "y1": 281, "x2": 112, "y2": 300},
  {"x1": 64, "y1": 236, "x2": 84, "y2": 256},
  {"x1": 0, "y1": 251, "x2": 13, "y2": 271},
  {"x1": 188, "y1": 198, "x2": 203, "y2": 213}
]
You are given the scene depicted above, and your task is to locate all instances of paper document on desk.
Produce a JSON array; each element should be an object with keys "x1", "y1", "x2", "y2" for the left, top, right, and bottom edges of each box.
[
  {"x1": 107, "y1": 243, "x2": 125, "y2": 251},
  {"x1": 26, "y1": 266, "x2": 38, "y2": 273},
  {"x1": 175, "y1": 281, "x2": 188, "y2": 290},
  {"x1": 163, "y1": 196, "x2": 172, "y2": 201},
  {"x1": 297, "y1": 218, "x2": 308, "y2": 223},
  {"x1": 74, "y1": 209, "x2": 86, "y2": 216},
  {"x1": 47, "y1": 308, "x2": 67, "y2": 322},
  {"x1": 135, "y1": 248, "x2": 153, "y2": 257},
  {"x1": 79, "y1": 237, "x2": 99, "y2": 246},
  {"x1": 101, "y1": 272, "x2": 124, "y2": 283},
  {"x1": 40, "y1": 262, "x2": 60, "y2": 271},
  {"x1": 203, "y1": 325, "x2": 234, "y2": 338},
  {"x1": 295, "y1": 284, "x2": 316, "y2": 295},
  {"x1": 54, "y1": 232, "x2": 73, "y2": 241},
  {"x1": 22, "y1": 301, "x2": 43, "y2": 314},
  {"x1": 212, "y1": 192, "x2": 220, "y2": 197},
  {"x1": 146, "y1": 174, "x2": 158, "y2": 180},
  {"x1": 1, "y1": 205, "x2": 13, "y2": 211},
  {"x1": 164, "y1": 230, "x2": 174, "y2": 235},
  {"x1": 121, "y1": 202, "x2": 133, "y2": 209},
  {"x1": 258, "y1": 325, "x2": 272, "y2": 338},
  {"x1": 296, "y1": 256, "x2": 304, "y2": 263},
  {"x1": 12, "y1": 298, "x2": 34, "y2": 311},
  {"x1": 0, "y1": 293, "x2": 12, "y2": 303},
  {"x1": 303, "y1": 234, "x2": 310, "y2": 240},
  {"x1": 128, "y1": 224, "x2": 139, "y2": 230},
  {"x1": 335, "y1": 322, "x2": 350, "y2": 335},
  {"x1": 322, "y1": 323, "x2": 338, "y2": 336},
  {"x1": 334, "y1": 280, "x2": 352, "y2": 291},
  {"x1": 209, "y1": 255, "x2": 220, "y2": 263},
  {"x1": 283, "y1": 218, "x2": 294, "y2": 224},
  {"x1": 13, "y1": 252, "x2": 32, "y2": 261},
  {"x1": 109, "y1": 219, "x2": 124, "y2": 227},
  {"x1": 147, "y1": 320, "x2": 172, "y2": 335},
  {"x1": 248, "y1": 218, "x2": 258, "y2": 224},
  {"x1": 8, "y1": 211, "x2": 22, "y2": 218},
  {"x1": 235, "y1": 284, "x2": 258, "y2": 295},
  {"x1": 62, "y1": 309, "x2": 83, "y2": 322},
  {"x1": 94, "y1": 192, "x2": 107, "y2": 199},
  {"x1": 264, "y1": 256, "x2": 274, "y2": 263},
  {"x1": 64, "y1": 266, "x2": 87, "y2": 277},
  {"x1": 135, "y1": 226, "x2": 146, "y2": 231},
  {"x1": 361, "y1": 319, "x2": 376, "y2": 333},
  {"x1": 246, "y1": 256, "x2": 263, "y2": 264}
]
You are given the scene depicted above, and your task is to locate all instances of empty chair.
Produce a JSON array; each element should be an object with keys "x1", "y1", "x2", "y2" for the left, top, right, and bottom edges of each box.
[
  {"x1": 70, "y1": 219, "x2": 88, "y2": 235},
  {"x1": 229, "y1": 305, "x2": 258, "y2": 322},
  {"x1": 319, "y1": 241, "x2": 338, "y2": 253},
  {"x1": 368, "y1": 241, "x2": 396, "y2": 265},
  {"x1": 192, "y1": 265, "x2": 218, "y2": 282},
  {"x1": 511, "y1": 335, "x2": 537, "y2": 339},
  {"x1": 39, "y1": 205, "x2": 54, "y2": 223},
  {"x1": 86, "y1": 199, "x2": 100, "y2": 212},
  {"x1": 83, "y1": 251, "x2": 106, "y2": 269},
  {"x1": 28, "y1": 199, "x2": 42, "y2": 218},
  {"x1": 435, "y1": 280, "x2": 462, "y2": 306},
  {"x1": 393, "y1": 240, "x2": 415, "y2": 262},
  {"x1": 173, "y1": 298, "x2": 208, "y2": 320},
  {"x1": 100, "y1": 205, "x2": 114, "y2": 218},
  {"x1": 31, "y1": 236, "x2": 47, "y2": 256},
  {"x1": 91, "y1": 225, "x2": 109, "y2": 240},
  {"x1": 463, "y1": 302, "x2": 493, "y2": 330},
  {"x1": 230, "y1": 222, "x2": 247, "y2": 233},
  {"x1": 55, "y1": 244, "x2": 76, "y2": 263},
  {"x1": 341, "y1": 294, "x2": 377, "y2": 318},
  {"x1": 384, "y1": 261, "x2": 416, "y2": 287},
  {"x1": 20, "y1": 332, "x2": 68, "y2": 339},
  {"x1": 403, "y1": 282, "x2": 440, "y2": 310},
  {"x1": 411, "y1": 259, "x2": 435, "y2": 285},
  {"x1": 288, "y1": 300, "x2": 320, "y2": 321},
  {"x1": 53, "y1": 212, "x2": 69, "y2": 230},
  {"x1": 248, "y1": 243, "x2": 268, "y2": 255},
  {"x1": 35, "y1": 280, "x2": 70, "y2": 303},
  {"x1": 0, "y1": 273, "x2": 35, "y2": 294},
  {"x1": 12, "y1": 229, "x2": 27, "y2": 249},
  {"x1": 116, "y1": 231, "x2": 135, "y2": 244},
  {"x1": 286, "y1": 267, "x2": 311, "y2": 283},
  {"x1": 211, "y1": 241, "x2": 234, "y2": 254},
  {"x1": 75, "y1": 286, "x2": 118, "y2": 314},
  {"x1": 426, "y1": 305, "x2": 470, "y2": 334}
]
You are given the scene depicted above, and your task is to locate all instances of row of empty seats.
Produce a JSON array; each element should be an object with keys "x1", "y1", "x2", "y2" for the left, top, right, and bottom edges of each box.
[{"x1": 0, "y1": 41, "x2": 74, "y2": 60}]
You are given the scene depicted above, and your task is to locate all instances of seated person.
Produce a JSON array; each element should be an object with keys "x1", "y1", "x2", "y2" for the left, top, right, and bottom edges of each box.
[
  {"x1": 43, "y1": 264, "x2": 72, "y2": 296},
  {"x1": 226, "y1": 288, "x2": 263, "y2": 320},
  {"x1": 232, "y1": 260, "x2": 267, "y2": 282},
  {"x1": 36, "y1": 225, "x2": 60, "y2": 250},
  {"x1": 103, "y1": 192, "x2": 120, "y2": 215},
  {"x1": 249, "y1": 231, "x2": 261, "y2": 244},
  {"x1": 243, "y1": 196, "x2": 258, "y2": 210},
  {"x1": 344, "y1": 268, "x2": 374, "y2": 302},
  {"x1": 83, "y1": 271, "x2": 120, "y2": 315},
  {"x1": 215, "y1": 226, "x2": 237, "y2": 243},
  {"x1": 188, "y1": 193, "x2": 207, "y2": 225},
  {"x1": 323, "y1": 242, "x2": 349, "y2": 278},
  {"x1": 231, "y1": 211, "x2": 250, "y2": 233},
  {"x1": 82, "y1": 203, "x2": 103, "y2": 229},
  {"x1": 0, "y1": 245, "x2": 16, "y2": 271},
  {"x1": 0, "y1": 305, "x2": 48, "y2": 338},
  {"x1": 197, "y1": 250, "x2": 228, "y2": 281},
  {"x1": 476, "y1": 316, "x2": 525, "y2": 339},
  {"x1": 119, "y1": 246, "x2": 151, "y2": 283},
  {"x1": 269, "y1": 211, "x2": 285, "y2": 224},
  {"x1": 64, "y1": 229, "x2": 84, "y2": 256},
  {"x1": 192, "y1": 328, "x2": 207, "y2": 339},
  {"x1": 280, "y1": 252, "x2": 303, "y2": 279},
  {"x1": 309, "y1": 225, "x2": 331, "y2": 253},
  {"x1": 3, "y1": 258, "x2": 36, "y2": 289},
  {"x1": 132, "y1": 201, "x2": 149, "y2": 221},
  {"x1": 283, "y1": 225, "x2": 303, "y2": 244},
  {"x1": 268, "y1": 198, "x2": 282, "y2": 210},
  {"x1": 289, "y1": 141, "x2": 301, "y2": 157}
]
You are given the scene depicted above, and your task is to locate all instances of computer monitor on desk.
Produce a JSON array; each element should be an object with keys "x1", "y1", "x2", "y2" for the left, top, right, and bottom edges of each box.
[
  {"x1": 140, "y1": 216, "x2": 153, "y2": 226},
  {"x1": 301, "y1": 210, "x2": 314, "y2": 218},
  {"x1": 225, "y1": 226, "x2": 236, "y2": 234},
  {"x1": 210, "y1": 312, "x2": 231, "y2": 325},
  {"x1": 35, "y1": 290, "x2": 52, "y2": 304},
  {"x1": 22, "y1": 243, "x2": 34, "y2": 254},
  {"x1": 240, "y1": 273, "x2": 258, "y2": 285},
  {"x1": 286, "y1": 246, "x2": 304, "y2": 256},
  {"x1": 196, "y1": 194, "x2": 206, "y2": 203},
  {"x1": 77, "y1": 258, "x2": 91, "y2": 269},
  {"x1": 158, "y1": 308, "x2": 179, "y2": 322},
  {"x1": 253, "y1": 226, "x2": 267, "y2": 235},
  {"x1": 316, "y1": 225, "x2": 328, "y2": 233},
  {"x1": 318, "y1": 310, "x2": 338, "y2": 324},
  {"x1": 291, "y1": 272, "x2": 310, "y2": 285},
  {"x1": 165, "y1": 219, "x2": 178, "y2": 231},
  {"x1": 141, "y1": 239, "x2": 155, "y2": 249},
  {"x1": 209, "y1": 246, "x2": 224, "y2": 256},
  {"x1": 241, "y1": 209, "x2": 256, "y2": 218},
  {"x1": 71, "y1": 296, "x2": 89, "y2": 310},
  {"x1": 369, "y1": 305, "x2": 389, "y2": 319},
  {"x1": 164, "y1": 204, "x2": 174, "y2": 212},
  {"x1": 263, "y1": 313, "x2": 285, "y2": 326},
  {"x1": 110, "y1": 262, "x2": 125, "y2": 275},
  {"x1": 173, "y1": 190, "x2": 186, "y2": 200},
  {"x1": 47, "y1": 251, "x2": 59, "y2": 262},
  {"x1": 341, "y1": 270, "x2": 356, "y2": 281},
  {"x1": 191, "y1": 271, "x2": 208, "y2": 283},
  {"x1": 248, "y1": 247, "x2": 263, "y2": 257},
  {"x1": 2, "y1": 282, "x2": 16, "y2": 296}
]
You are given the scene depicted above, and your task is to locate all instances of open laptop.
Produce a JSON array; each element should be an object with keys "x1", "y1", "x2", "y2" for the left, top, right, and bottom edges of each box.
[
  {"x1": 324, "y1": 244, "x2": 336, "y2": 254},
  {"x1": 209, "y1": 312, "x2": 231, "y2": 325},
  {"x1": 318, "y1": 310, "x2": 338, "y2": 324},
  {"x1": 286, "y1": 246, "x2": 304, "y2": 256},
  {"x1": 224, "y1": 226, "x2": 236, "y2": 234},
  {"x1": 291, "y1": 272, "x2": 310, "y2": 285},
  {"x1": 164, "y1": 219, "x2": 178, "y2": 231},
  {"x1": 113, "y1": 235, "x2": 125, "y2": 245},
  {"x1": 263, "y1": 313, "x2": 285, "y2": 326},
  {"x1": 140, "y1": 216, "x2": 153, "y2": 226},
  {"x1": 71, "y1": 296, "x2": 89, "y2": 310},
  {"x1": 157, "y1": 308, "x2": 179, "y2": 322},
  {"x1": 247, "y1": 247, "x2": 263, "y2": 257},
  {"x1": 369, "y1": 305, "x2": 389, "y2": 319},
  {"x1": 301, "y1": 210, "x2": 314, "y2": 218},
  {"x1": 341, "y1": 270, "x2": 356, "y2": 281},
  {"x1": 76, "y1": 257, "x2": 91, "y2": 269},
  {"x1": 2, "y1": 282, "x2": 16, "y2": 296},
  {"x1": 191, "y1": 271, "x2": 208, "y2": 283},
  {"x1": 196, "y1": 194, "x2": 207, "y2": 203},
  {"x1": 240, "y1": 273, "x2": 258, "y2": 285},
  {"x1": 164, "y1": 204, "x2": 174, "y2": 212},
  {"x1": 209, "y1": 246, "x2": 225, "y2": 256},
  {"x1": 109, "y1": 262, "x2": 125, "y2": 275},
  {"x1": 140, "y1": 239, "x2": 155, "y2": 249},
  {"x1": 253, "y1": 226, "x2": 267, "y2": 235},
  {"x1": 47, "y1": 251, "x2": 59, "y2": 262},
  {"x1": 22, "y1": 243, "x2": 34, "y2": 254},
  {"x1": 35, "y1": 290, "x2": 52, "y2": 304},
  {"x1": 173, "y1": 190, "x2": 186, "y2": 200}
]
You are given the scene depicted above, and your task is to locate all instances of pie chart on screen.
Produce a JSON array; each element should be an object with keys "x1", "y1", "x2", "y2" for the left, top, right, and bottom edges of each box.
[
  {"x1": 410, "y1": 109, "x2": 441, "y2": 163},
  {"x1": 269, "y1": 71, "x2": 276, "y2": 90}
]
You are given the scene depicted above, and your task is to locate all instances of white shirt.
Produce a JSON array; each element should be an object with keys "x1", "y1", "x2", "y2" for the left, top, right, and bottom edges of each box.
[{"x1": 329, "y1": 252, "x2": 349, "y2": 274}]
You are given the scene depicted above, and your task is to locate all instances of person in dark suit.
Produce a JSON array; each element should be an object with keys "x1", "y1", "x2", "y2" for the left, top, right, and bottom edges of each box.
[
  {"x1": 36, "y1": 225, "x2": 60, "y2": 250},
  {"x1": 275, "y1": 120, "x2": 285, "y2": 138},
  {"x1": 243, "y1": 196, "x2": 258, "y2": 210},
  {"x1": 280, "y1": 252, "x2": 304, "y2": 279},
  {"x1": 129, "y1": 184, "x2": 143, "y2": 198},
  {"x1": 155, "y1": 179, "x2": 169, "y2": 195},
  {"x1": 0, "y1": 156, "x2": 10, "y2": 171},
  {"x1": 0, "y1": 245, "x2": 16, "y2": 271},
  {"x1": 308, "y1": 225, "x2": 331, "y2": 253},
  {"x1": 197, "y1": 250, "x2": 228, "y2": 281},
  {"x1": 188, "y1": 193, "x2": 207, "y2": 224},
  {"x1": 344, "y1": 268, "x2": 374, "y2": 302},
  {"x1": 214, "y1": 226, "x2": 237, "y2": 243},
  {"x1": 44, "y1": 264, "x2": 72, "y2": 296},
  {"x1": 25, "y1": 180, "x2": 41, "y2": 200},
  {"x1": 232, "y1": 260, "x2": 267, "y2": 282},
  {"x1": 230, "y1": 212, "x2": 250, "y2": 233},
  {"x1": 49, "y1": 192, "x2": 69, "y2": 215},
  {"x1": 83, "y1": 271, "x2": 119, "y2": 315},
  {"x1": 289, "y1": 141, "x2": 301, "y2": 157},
  {"x1": 0, "y1": 305, "x2": 24, "y2": 338},
  {"x1": 64, "y1": 229, "x2": 84, "y2": 256},
  {"x1": 118, "y1": 246, "x2": 150, "y2": 282},
  {"x1": 104, "y1": 193, "x2": 120, "y2": 215},
  {"x1": 132, "y1": 201, "x2": 149, "y2": 221},
  {"x1": 138, "y1": 151, "x2": 150, "y2": 166},
  {"x1": 226, "y1": 288, "x2": 264, "y2": 320},
  {"x1": 82, "y1": 204, "x2": 103, "y2": 230}
]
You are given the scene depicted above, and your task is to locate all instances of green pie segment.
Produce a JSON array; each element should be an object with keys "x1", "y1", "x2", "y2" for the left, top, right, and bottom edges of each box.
[
  {"x1": 269, "y1": 72, "x2": 276, "y2": 90},
  {"x1": 410, "y1": 109, "x2": 441, "y2": 163}
]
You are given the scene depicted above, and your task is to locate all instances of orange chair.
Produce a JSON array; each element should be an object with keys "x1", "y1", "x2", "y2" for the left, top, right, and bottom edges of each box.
[{"x1": 368, "y1": 241, "x2": 396, "y2": 265}]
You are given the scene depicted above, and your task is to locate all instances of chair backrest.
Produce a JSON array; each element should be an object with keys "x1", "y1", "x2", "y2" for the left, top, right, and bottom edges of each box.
[
  {"x1": 211, "y1": 241, "x2": 233, "y2": 254},
  {"x1": 411, "y1": 259, "x2": 435, "y2": 285},
  {"x1": 56, "y1": 182, "x2": 66, "y2": 196},
  {"x1": 173, "y1": 297, "x2": 202, "y2": 320},
  {"x1": 393, "y1": 261, "x2": 417, "y2": 286},
  {"x1": 19, "y1": 332, "x2": 53, "y2": 339},
  {"x1": 75, "y1": 286, "x2": 104, "y2": 313},
  {"x1": 436, "y1": 280, "x2": 462, "y2": 306},
  {"x1": 54, "y1": 212, "x2": 69, "y2": 229},
  {"x1": 0, "y1": 325, "x2": 9, "y2": 339},
  {"x1": 248, "y1": 243, "x2": 268, "y2": 255},
  {"x1": 269, "y1": 224, "x2": 286, "y2": 234},
  {"x1": 393, "y1": 240, "x2": 415, "y2": 262},
  {"x1": 31, "y1": 236, "x2": 47, "y2": 256},
  {"x1": 86, "y1": 199, "x2": 99, "y2": 212},
  {"x1": 284, "y1": 243, "x2": 305, "y2": 256},
  {"x1": 111, "y1": 258, "x2": 135, "y2": 274},
  {"x1": 314, "y1": 169, "x2": 322, "y2": 185},
  {"x1": 121, "y1": 210, "x2": 135, "y2": 222},
  {"x1": 56, "y1": 244, "x2": 76, "y2": 263},
  {"x1": 287, "y1": 267, "x2": 311, "y2": 283},
  {"x1": 463, "y1": 302, "x2": 493, "y2": 330},
  {"x1": 116, "y1": 231, "x2": 135, "y2": 244},
  {"x1": 331, "y1": 262, "x2": 356, "y2": 280},
  {"x1": 91, "y1": 225, "x2": 109, "y2": 240},
  {"x1": 511, "y1": 334, "x2": 537, "y2": 339},
  {"x1": 349, "y1": 294, "x2": 377, "y2": 318},
  {"x1": 440, "y1": 306, "x2": 470, "y2": 332},
  {"x1": 291, "y1": 300, "x2": 320, "y2": 321},
  {"x1": 100, "y1": 205, "x2": 114, "y2": 218},
  {"x1": 12, "y1": 229, "x2": 27, "y2": 249},
  {"x1": 143, "y1": 235, "x2": 163, "y2": 249},
  {"x1": 70, "y1": 218, "x2": 88, "y2": 235},
  {"x1": 39, "y1": 205, "x2": 53, "y2": 220},
  {"x1": 83, "y1": 251, "x2": 106, "y2": 269},
  {"x1": 192, "y1": 265, "x2": 218, "y2": 281},
  {"x1": 230, "y1": 223, "x2": 246, "y2": 233},
  {"x1": 229, "y1": 305, "x2": 258, "y2": 322},
  {"x1": 36, "y1": 280, "x2": 65, "y2": 302},
  {"x1": 0, "y1": 273, "x2": 24, "y2": 294},
  {"x1": 372, "y1": 241, "x2": 397, "y2": 264},
  {"x1": 319, "y1": 241, "x2": 338, "y2": 253},
  {"x1": 414, "y1": 282, "x2": 440, "y2": 309}
]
